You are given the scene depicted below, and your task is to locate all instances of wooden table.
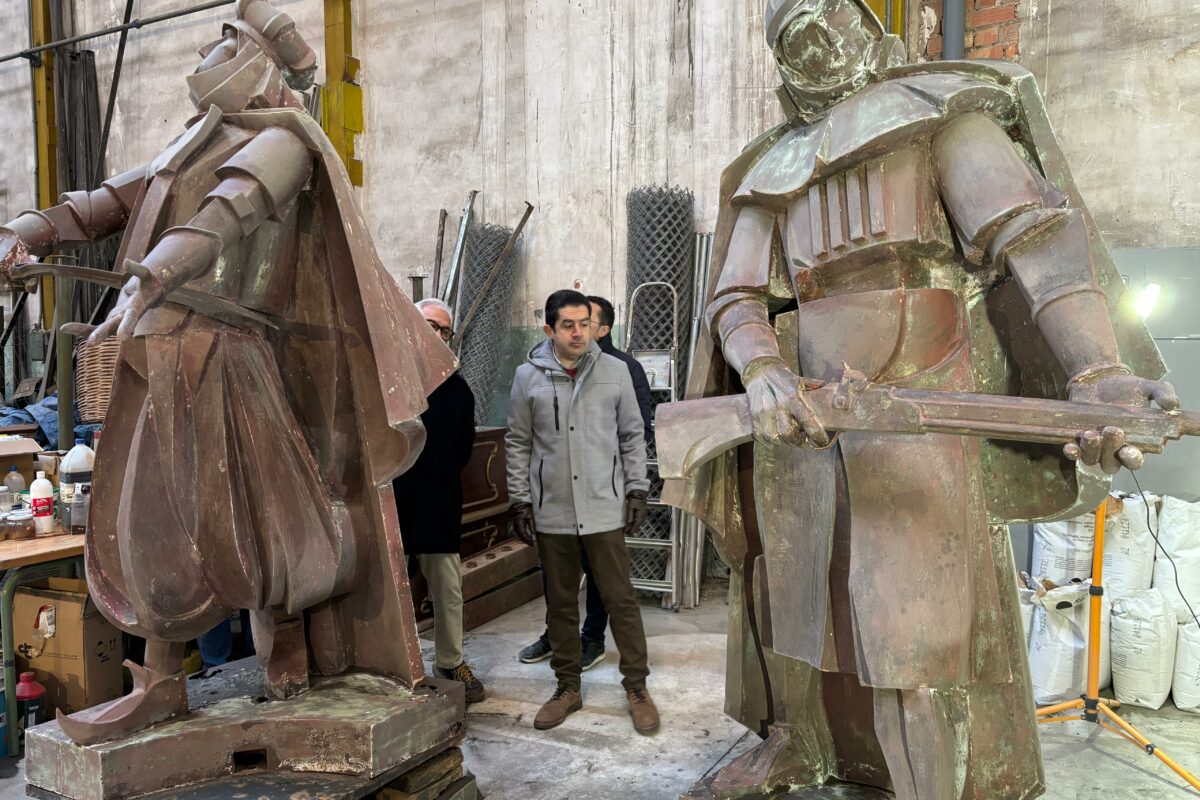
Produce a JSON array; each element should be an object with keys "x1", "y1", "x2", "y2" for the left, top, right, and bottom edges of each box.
[
  {"x1": 0, "y1": 533, "x2": 85, "y2": 754},
  {"x1": 0, "y1": 533, "x2": 84, "y2": 570}
]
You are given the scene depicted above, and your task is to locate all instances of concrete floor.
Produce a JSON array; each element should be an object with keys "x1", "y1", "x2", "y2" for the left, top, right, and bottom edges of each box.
[{"x1": 1, "y1": 586, "x2": 1198, "y2": 799}]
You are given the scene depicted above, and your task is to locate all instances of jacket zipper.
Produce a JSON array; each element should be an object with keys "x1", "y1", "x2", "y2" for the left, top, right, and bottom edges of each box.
[
  {"x1": 611, "y1": 455, "x2": 618, "y2": 498},
  {"x1": 538, "y1": 459, "x2": 545, "y2": 509},
  {"x1": 553, "y1": 391, "x2": 561, "y2": 432}
]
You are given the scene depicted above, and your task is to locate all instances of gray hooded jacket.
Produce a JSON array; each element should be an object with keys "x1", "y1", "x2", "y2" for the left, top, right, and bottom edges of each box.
[{"x1": 505, "y1": 339, "x2": 649, "y2": 535}]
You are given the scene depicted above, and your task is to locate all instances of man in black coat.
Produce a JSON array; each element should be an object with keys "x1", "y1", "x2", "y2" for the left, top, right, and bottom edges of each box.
[
  {"x1": 395, "y1": 298, "x2": 485, "y2": 703},
  {"x1": 517, "y1": 295, "x2": 655, "y2": 671}
]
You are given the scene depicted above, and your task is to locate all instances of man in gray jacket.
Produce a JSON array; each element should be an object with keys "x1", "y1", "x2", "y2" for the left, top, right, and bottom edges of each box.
[{"x1": 506, "y1": 290, "x2": 658, "y2": 733}]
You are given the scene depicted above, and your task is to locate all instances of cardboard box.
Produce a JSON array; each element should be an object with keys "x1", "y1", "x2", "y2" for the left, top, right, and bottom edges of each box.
[
  {"x1": 0, "y1": 437, "x2": 44, "y2": 487},
  {"x1": 13, "y1": 578, "x2": 124, "y2": 716},
  {"x1": 36, "y1": 451, "x2": 66, "y2": 486}
]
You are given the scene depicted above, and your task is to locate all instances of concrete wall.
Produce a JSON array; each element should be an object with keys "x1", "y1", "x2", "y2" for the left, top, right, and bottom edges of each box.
[
  {"x1": 0, "y1": 8, "x2": 37, "y2": 235},
  {"x1": 355, "y1": 0, "x2": 780, "y2": 327},
  {"x1": 1020, "y1": 0, "x2": 1200, "y2": 249}
]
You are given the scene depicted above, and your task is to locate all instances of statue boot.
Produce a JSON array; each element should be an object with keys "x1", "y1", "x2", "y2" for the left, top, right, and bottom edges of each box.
[{"x1": 56, "y1": 641, "x2": 188, "y2": 746}]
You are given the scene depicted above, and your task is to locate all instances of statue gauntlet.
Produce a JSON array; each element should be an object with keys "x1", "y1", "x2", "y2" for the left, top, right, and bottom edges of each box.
[
  {"x1": 988, "y1": 207, "x2": 1127, "y2": 383},
  {"x1": 2, "y1": 165, "x2": 144, "y2": 256}
]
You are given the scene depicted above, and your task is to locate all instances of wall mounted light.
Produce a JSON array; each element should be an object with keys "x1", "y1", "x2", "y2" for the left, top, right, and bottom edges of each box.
[{"x1": 1134, "y1": 283, "x2": 1162, "y2": 321}]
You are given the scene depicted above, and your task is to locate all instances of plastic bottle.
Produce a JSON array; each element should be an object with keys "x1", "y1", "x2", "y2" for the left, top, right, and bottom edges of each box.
[
  {"x1": 30, "y1": 471, "x2": 54, "y2": 536},
  {"x1": 60, "y1": 439, "x2": 94, "y2": 535},
  {"x1": 4, "y1": 466, "x2": 26, "y2": 496},
  {"x1": 15, "y1": 672, "x2": 44, "y2": 737},
  {"x1": 69, "y1": 488, "x2": 90, "y2": 535}
]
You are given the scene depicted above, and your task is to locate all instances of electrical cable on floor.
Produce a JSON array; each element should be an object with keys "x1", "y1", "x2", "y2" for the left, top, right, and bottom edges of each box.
[{"x1": 1129, "y1": 470, "x2": 1200, "y2": 631}]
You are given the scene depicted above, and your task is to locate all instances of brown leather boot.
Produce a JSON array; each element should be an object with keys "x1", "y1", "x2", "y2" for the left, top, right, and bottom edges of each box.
[
  {"x1": 626, "y1": 686, "x2": 660, "y2": 734},
  {"x1": 534, "y1": 687, "x2": 583, "y2": 730}
]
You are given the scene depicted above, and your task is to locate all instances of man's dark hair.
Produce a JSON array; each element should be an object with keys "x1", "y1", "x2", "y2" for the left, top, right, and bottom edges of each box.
[
  {"x1": 586, "y1": 295, "x2": 616, "y2": 329},
  {"x1": 545, "y1": 290, "x2": 592, "y2": 329}
]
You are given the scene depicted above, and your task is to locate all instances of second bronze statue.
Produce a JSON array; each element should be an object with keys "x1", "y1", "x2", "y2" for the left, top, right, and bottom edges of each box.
[{"x1": 664, "y1": 0, "x2": 1178, "y2": 798}]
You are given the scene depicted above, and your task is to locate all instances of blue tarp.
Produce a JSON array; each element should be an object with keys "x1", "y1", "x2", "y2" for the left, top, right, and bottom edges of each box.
[{"x1": 0, "y1": 396, "x2": 83, "y2": 450}]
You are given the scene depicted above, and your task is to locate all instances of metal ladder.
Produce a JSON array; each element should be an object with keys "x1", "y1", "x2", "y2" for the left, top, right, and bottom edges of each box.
[{"x1": 624, "y1": 281, "x2": 682, "y2": 606}]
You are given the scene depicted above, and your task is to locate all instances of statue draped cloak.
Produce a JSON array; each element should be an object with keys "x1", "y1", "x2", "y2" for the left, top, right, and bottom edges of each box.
[
  {"x1": 84, "y1": 107, "x2": 455, "y2": 688},
  {"x1": 663, "y1": 60, "x2": 1163, "y2": 794}
]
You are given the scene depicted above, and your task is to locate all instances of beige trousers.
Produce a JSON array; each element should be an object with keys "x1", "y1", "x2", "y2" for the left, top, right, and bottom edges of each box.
[{"x1": 416, "y1": 553, "x2": 464, "y2": 670}]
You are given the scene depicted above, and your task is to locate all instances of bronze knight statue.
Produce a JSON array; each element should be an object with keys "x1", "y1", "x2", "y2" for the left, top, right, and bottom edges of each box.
[
  {"x1": 662, "y1": 1, "x2": 1181, "y2": 798},
  {"x1": 0, "y1": 0, "x2": 455, "y2": 746}
]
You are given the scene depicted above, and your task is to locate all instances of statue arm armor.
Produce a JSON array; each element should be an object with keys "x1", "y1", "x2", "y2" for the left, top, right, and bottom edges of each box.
[
  {"x1": 703, "y1": 205, "x2": 793, "y2": 379},
  {"x1": 132, "y1": 126, "x2": 313, "y2": 302},
  {"x1": 1, "y1": 165, "x2": 145, "y2": 255},
  {"x1": 934, "y1": 113, "x2": 1127, "y2": 386}
]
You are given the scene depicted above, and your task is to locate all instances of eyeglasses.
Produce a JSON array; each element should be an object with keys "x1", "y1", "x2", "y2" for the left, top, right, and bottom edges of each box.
[{"x1": 428, "y1": 320, "x2": 454, "y2": 342}]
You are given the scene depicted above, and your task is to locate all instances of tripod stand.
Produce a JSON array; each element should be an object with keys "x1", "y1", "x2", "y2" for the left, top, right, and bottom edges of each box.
[{"x1": 1036, "y1": 499, "x2": 1200, "y2": 791}]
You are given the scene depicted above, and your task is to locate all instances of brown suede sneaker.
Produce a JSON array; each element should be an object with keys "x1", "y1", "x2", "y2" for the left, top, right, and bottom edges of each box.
[
  {"x1": 534, "y1": 687, "x2": 583, "y2": 730},
  {"x1": 627, "y1": 687, "x2": 660, "y2": 734}
]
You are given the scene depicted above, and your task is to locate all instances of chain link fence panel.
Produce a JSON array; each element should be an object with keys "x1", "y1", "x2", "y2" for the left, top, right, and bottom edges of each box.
[
  {"x1": 457, "y1": 223, "x2": 521, "y2": 426},
  {"x1": 624, "y1": 186, "x2": 696, "y2": 389}
]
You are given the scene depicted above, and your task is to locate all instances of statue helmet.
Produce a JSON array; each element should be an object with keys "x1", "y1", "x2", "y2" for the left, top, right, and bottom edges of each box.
[
  {"x1": 187, "y1": 0, "x2": 318, "y2": 112},
  {"x1": 765, "y1": 0, "x2": 886, "y2": 47},
  {"x1": 230, "y1": 0, "x2": 318, "y2": 90}
]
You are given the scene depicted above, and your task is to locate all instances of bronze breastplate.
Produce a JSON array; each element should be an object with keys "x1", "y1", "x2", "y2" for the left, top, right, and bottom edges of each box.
[
  {"x1": 138, "y1": 123, "x2": 301, "y2": 319},
  {"x1": 781, "y1": 146, "x2": 959, "y2": 300}
]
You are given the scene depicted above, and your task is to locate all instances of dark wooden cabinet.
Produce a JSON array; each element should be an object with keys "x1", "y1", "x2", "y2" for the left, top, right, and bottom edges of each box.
[{"x1": 461, "y1": 427, "x2": 507, "y2": 517}]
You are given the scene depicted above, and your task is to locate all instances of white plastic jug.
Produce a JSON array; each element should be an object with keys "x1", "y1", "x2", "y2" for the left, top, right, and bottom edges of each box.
[
  {"x1": 60, "y1": 440, "x2": 94, "y2": 535},
  {"x1": 30, "y1": 471, "x2": 54, "y2": 536},
  {"x1": 3, "y1": 467, "x2": 26, "y2": 496}
]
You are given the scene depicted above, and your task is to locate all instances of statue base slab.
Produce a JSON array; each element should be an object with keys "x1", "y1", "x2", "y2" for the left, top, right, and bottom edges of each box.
[
  {"x1": 25, "y1": 659, "x2": 465, "y2": 800},
  {"x1": 685, "y1": 775, "x2": 894, "y2": 800}
]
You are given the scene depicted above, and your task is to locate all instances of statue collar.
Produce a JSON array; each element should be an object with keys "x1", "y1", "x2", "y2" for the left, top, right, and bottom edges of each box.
[{"x1": 734, "y1": 62, "x2": 1029, "y2": 205}]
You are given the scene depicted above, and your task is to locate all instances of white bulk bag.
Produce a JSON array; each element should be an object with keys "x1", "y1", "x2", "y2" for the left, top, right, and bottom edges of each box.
[
  {"x1": 1154, "y1": 497, "x2": 1200, "y2": 623},
  {"x1": 1032, "y1": 517, "x2": 1095, "y2": 584},
  {"x1": 1102, "y1": 493, "x2": 1159, "y2": 599},
  {"x1": 1029, "y1": 581, "x2": 1110, "y2": 705},
  {"x1": 1110, "y1": 589, "x2": 1178, "y2": 710},
  {"x1": 1174, "y1": 623, "x2": 1200, "y2": 714}
]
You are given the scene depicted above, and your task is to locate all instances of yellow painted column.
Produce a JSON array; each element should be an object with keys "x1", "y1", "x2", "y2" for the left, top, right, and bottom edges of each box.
[
  {"x1": 30, "y1": 0, "x2": 58, "y2": 323},
  {"x1": 321, "y1": 0, "x2": 364, "y2": 185},
  {"x1": 865, "y1": 0, "x2": 906, "y2": 35}
]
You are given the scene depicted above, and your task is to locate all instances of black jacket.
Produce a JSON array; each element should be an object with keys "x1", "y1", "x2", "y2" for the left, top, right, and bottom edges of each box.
[
  {"x1": 598, "y1": 334, "x2": 654, "y2": 442},
  {"x1": 394, "y1": 371, "x2": 476, "y2": 554}
]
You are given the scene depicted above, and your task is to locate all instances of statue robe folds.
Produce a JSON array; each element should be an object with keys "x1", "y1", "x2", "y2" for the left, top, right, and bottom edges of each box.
[
  {"x1": 665, "y1": 60, "x2": 1163, "y2": 794},
  {"x1": 86, "y1": 106, "x2": 455, "y2": 687}
]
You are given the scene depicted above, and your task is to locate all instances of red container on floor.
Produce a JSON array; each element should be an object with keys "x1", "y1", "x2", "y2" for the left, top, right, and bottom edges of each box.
[{"x1": 16, "y1": 671, "x2": 45, "y2": 739}]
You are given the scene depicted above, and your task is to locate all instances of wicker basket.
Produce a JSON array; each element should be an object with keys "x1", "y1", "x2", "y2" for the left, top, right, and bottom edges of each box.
[{"x1": 75, "y1": 338, "x2": 121, "y2": 424}]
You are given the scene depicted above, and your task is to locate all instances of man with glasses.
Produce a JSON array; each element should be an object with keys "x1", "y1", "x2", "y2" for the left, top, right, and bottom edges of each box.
[{"x1": 393, "y1": 298, "x2": 485, "y2": 703}]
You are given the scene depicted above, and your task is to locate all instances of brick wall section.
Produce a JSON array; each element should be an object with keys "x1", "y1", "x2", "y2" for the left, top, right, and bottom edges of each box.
[{"x1": 919, "y1": 0, "x2": 1022, "y2": 61}]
